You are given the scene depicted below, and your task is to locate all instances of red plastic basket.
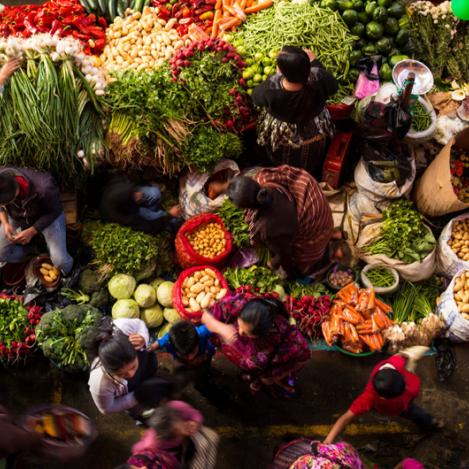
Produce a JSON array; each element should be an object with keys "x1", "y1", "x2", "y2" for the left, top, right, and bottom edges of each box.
[
  {"x1": 175, "y1": 213, "x2": 232, "y2": 269},
  {"x1": 172, "y1": 265, "x2": 229, "y2": 324}
]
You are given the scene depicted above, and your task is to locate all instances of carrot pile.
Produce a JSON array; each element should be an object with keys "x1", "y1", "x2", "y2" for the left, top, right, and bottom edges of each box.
[
  {"x1": 211, "y1": 0, "x2": 273, "y2": 38},
  {"x1": 321, "y1": 283, "x2": 394, "y2": 354}
]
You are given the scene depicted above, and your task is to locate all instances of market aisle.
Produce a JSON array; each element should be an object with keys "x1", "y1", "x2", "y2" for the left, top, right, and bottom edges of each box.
[{"x1": 2, "y1": 348, "x2": 469, "y2": 469}]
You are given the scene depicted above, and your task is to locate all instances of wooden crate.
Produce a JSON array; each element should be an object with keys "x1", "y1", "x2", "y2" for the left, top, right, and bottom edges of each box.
[{"x1": 60, "y1": 192, "x2": 78, "y2": 225}]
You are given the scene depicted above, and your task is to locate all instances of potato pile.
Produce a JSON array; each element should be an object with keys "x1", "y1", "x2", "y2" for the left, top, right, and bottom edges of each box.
[
  {"x1": 187, "y1": 222, "x2": 227, "y2": 258},
  {"x1": 181, "y1": 268, "x2": 227, "y2": 313},
  {"x1": 101, "y1": 8, "x2": 188, "y2": 72},
  {"x1": 448, "y1": 219, "x2": 469, "y2": 261},
  {"x1": 39, "y1": 263, "x2": 60, "y2": 284},
  {"x1": 454, "y1": 271, "x2": 469, "y2": 320}
]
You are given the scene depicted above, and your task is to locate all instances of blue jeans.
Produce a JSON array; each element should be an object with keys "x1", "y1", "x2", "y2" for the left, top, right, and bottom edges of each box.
[
  {"x1": 136, "y1": 185, "x2": 167, "y2": 222},
  {"x1": 0, "y1": 213, "x2": 73, "y2": 275}
]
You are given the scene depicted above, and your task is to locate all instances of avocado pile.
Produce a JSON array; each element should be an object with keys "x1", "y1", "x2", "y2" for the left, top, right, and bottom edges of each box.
[{"x1": 315, "y1": 0, "x2": 411, "y2": 81}]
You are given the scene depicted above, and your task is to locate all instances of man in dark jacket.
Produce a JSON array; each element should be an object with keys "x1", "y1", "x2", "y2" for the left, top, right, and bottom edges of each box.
[{"x1": 0, "y1": 166, "x2": 73, "y2": 274}]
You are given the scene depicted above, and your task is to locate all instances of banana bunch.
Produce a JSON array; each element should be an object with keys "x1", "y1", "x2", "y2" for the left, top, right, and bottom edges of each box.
[{"x1": 80, "y1": 0, "x2": 152, "y2": 23}]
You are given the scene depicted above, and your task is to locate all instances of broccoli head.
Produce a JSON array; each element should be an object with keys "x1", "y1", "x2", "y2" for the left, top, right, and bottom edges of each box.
[
  {"x1": 78, "y1": 269, "x2": 103, "y2": 295},
  {"x1": 89, "y1": 288, "x2": 111, "y2": 309}
]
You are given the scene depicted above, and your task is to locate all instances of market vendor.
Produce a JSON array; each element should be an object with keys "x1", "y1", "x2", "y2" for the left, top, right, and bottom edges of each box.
[
  {"x1": 0, "y1": 57, "x2": 21, "y2": 92},
  {"x1": 87, "y1": 317, "x2": 173, "y2": 420},
  {"x1": 99, "y1": 172, "x2": 183, "y2": 235},
  {"x1": 227, "y1": 165, "x2": 333, "y2": 278},
  {"x1": 252, "y1": 46, "x2": 338, "y2": 178},
  {"x1": 202, "y1": 294, "x2": 310, "y2": 398},
  {"x1": 0, "y1": 166, "x2": 74, "y2": 275}
]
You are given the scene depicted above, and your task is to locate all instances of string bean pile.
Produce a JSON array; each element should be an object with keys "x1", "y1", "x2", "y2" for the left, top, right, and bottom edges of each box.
[
  {"x1": 365, "y1": 267, "x2": 395, "y2": 288},
  {"x1": 411, "y1": 101, "x2": 431, "y2": 132},
  {"x1": 233, "y1": 2, "x2": 354, "y2": 81}
]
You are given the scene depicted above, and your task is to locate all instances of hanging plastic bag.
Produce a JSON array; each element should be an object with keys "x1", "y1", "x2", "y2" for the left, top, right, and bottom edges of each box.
[{"x1": 354, "y1": 57, "x2": 381, "y2": 100}]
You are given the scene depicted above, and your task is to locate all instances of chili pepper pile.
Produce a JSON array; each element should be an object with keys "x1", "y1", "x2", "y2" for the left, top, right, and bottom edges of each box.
[
  {"x1": 0, "y1": 293, "x2": 42, "y2": 364},
  {"x1": 450, "y1": 147, "x2": 469, "y2": 203},
  {"x1": 0, "y1": 0, "x2": 107, "y2": 55},
  {"x1": 286, "y1": 295, "x2": 332, "y2": 341},
  {"x1": 151, "y1": 0, "x2": 217, "y2": 36}
]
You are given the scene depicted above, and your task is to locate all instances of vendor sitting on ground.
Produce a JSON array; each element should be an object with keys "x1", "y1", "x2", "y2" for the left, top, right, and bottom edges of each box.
[
  {"x1": 99, "y1": 172, "x2": 182, "y2": 235},
  {"x1": 202, "y1": 295, "x2": 310, "y2": 398},
  {"x1": 0, "y1": 166, "x2": 74, "y2": 275},
  {"x1": 324, "y1": 346, "x2": 443, "y2": 445},
  {"x1": 227, "y1": 165, "x2": 333, "y2": 278}
]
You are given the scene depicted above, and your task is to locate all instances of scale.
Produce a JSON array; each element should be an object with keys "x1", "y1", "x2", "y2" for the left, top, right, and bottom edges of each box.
[{"x1": 392, "y1": 59, "x2": 434, "y2": 96}]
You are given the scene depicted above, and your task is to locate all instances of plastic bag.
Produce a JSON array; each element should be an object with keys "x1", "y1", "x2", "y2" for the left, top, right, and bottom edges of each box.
[
  {"x1": 354, "y1": 57, "x2": 380, "y2": 100},
  {"x1": 357, "y1": 222, "x2": 436, "y2": 281},
  {"x1": 438, "y1": 269, "x2": 469, "y2": 342},
  {"x1": 437, "y1": 213, "x2": 469, "y2": 277}
]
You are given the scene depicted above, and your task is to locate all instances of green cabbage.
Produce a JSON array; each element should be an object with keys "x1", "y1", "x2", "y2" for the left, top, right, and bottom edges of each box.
[
  {"x1": 108, "y1": 274, "x2": 137, "y2": 300},
  {"x1": 150, "y1": 278, "x2": 166, "y2": 291},
  {"x1": 134, "y1": 284, "x2": 157, "y2": 308},
  {"x1": 157, "y1": 281, "x2": 174, "y2": 307},
  {"x1": 163, "y1": 308, "x2": 181, "y2": 324},
  {"x1": 141, "y1": 304, "x2": 164, "y2": 328},
  {"x1": 112, "y1": 299, "x2": 140, "y2": 319}
]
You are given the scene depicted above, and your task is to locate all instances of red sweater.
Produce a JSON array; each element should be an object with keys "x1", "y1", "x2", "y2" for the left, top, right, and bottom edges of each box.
[{"x1": 350, "y1": 355, "x2": 421, "y2": 416}]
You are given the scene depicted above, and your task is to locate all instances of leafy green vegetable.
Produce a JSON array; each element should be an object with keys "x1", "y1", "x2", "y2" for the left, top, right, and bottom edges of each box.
[
  {"x1": 36, "y1": 304, "x2": 102, "y2": 371},
  {"x1": 366, "y1": 200, "x2": 436, "y2": 263},
  {"x1": 217, "y1": 199, "x2": 250, "y2": 248},
  {"x1": 224, "y1": 265, "x2": 283, "y2": 293},
  {"x1": 60, "y1": 289, "x2": 90, "y2": 305},
  {"x1": 287, "y1": 281, "x2": 331, "y2": 299},
  {"x1": 82, "y1": 221, "x2": 175, "y2": 279}
]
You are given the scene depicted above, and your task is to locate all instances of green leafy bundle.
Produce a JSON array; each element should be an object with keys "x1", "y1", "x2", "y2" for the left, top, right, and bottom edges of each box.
[
  {"x1": 0, "y1": 53, "x2": 105, "y2": 188},
  {"x1": 224, "y1": 265, "x2": 283, "y2": 293},
  {"x1": 36, "y1": 305, "x2": 102, "y2": 371},
  {"x1": 82, "y1": 221, "x2": 175, "y2": 279},
  {"x1": 366, "y1": 200, "x2": 435, "y2": 263},
  {"x1": 217, "y1": 199, "x2": 250, "y2": 248},
  {"x1": 287, "y1": 281, "x2": 331, "y2": 299}
]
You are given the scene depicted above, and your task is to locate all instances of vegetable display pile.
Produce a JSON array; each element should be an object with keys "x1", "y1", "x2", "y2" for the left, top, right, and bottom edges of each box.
[
  {"x1": 410, "y1": 100, "x2": 432, "y2": 132},
  {"x1": 100, "y1": 8, "x2": 186, "y2": 72},
  {"x1": 409, "y1": 1, "x2": 469, "y2": 83},
  {"x1": 366, "y1": 200, "x2": 436, "y2": 263},
  {"x1": 286, "y1": 294, "x2": 332, "y2": 340},
  {"x1": 82, "y1": 221, "x2": 174, "y2": 279},
  {"x1": 448, "y1": 219, "x2": 469, "y2": 261},
  {"x1": 39, "y1": 262, "x2": 61, "y2": 285},
  {"x1": 180, "y1": 267, "x2": 228, "y2": 313},
  {"x1": 224, "y1": 265, "x2": 283, "y2": 293},
  {"x1": 0, "y1": 35, "x2": 106, "y2": 188},
  {"x1": 321, "y1": 283, "x2": 394, "y2": 353},
  {"x1": 230, "y1": 2, "x2": 354, "y2": 82},
  {"x1": 287, "y1": 281, "x2": 331, "y2": 299},
  {"x1": 80, "y1": 0, "x2": 152, "y2": 23},
  {"x1": 312, "y1": 0, "x2": 411, "y2": 81},
  {"x1": 36, "y1": 304, "x2": 102, "y2": 371},
  {"x1": 328, "y1": 266, "x2": 354, "y2": 289},
  {"x1": 0, "y1": 0, "x2": 107, "y2": 55},
  {"x1": 187, "y1": 221, "x2": 227, "y2": 258},
  {"x1": 0, "y1": 294, "x2": 42, "y2": 364},
  {"x1": 217, "y1": 200, "x2": 250, "y2": 248},
  {"x1": 364, "y1": 266, "x2": 395, "y2": 288},
  {"x1": 450, "y1": 147, "x2": 469, "y2": 203},
  {"x1": 453, "y1": 270, "x2": 469, "y2": 320}
]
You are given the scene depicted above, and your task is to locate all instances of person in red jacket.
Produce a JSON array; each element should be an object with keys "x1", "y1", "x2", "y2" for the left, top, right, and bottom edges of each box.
[{"x1": 324, "y1": 347, "x2": 443, "y2": 444}]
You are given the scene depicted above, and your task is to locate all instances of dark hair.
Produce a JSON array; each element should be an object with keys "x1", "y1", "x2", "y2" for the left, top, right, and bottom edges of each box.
[
  {"x1": 169, "y1": 321, "x2": 199, "y2": 356},
  {"x1": 227, "y1": 176, "x2": 272, "y2": 209},
  {"x1": 277, "y1": 46, "x2": 310, "y2": 85},
  {"x1": 239, "y1": 298, "x2": 287, "y2": 337},
  {"x1": 86, "y1": 317, "x2": 137, "y2": 373},
  {"x1": 0, "y1": 173, "x2": 18, "y2": 205},
  {"x1": 147, "y1": 405, "x2": 182, "y2": 441},
  {"x1": 372, "y1": 368, "x2": 405, "y2": 399}
]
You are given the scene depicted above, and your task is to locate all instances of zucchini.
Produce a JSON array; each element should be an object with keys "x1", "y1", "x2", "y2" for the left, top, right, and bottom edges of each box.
[
  {"x1": 87, "y1": 0, "x2": 99, "y2": 9},
  {"x1": 98, "y1": 0, "x2": 108, "y2": 15},
  {"x1": 117, "y1": 0, "x2": 125, "y2": 17},
  {"x1": 134, "y1": 0, "x2": 145, "y2": 11},
  {"x1": 109, "y1": 0, "x2": 118, "y2": 20}
]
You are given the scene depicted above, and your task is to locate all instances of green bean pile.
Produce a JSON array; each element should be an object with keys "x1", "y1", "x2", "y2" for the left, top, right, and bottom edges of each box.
[
  {"x1": 411, "y1": 100, "x2": 432, "y2": 132},
  {"x1": 365, "y1": 267, "x2": 396, "y2": 288},
  {"x1": 234, "y1": 2, "x2": 355, "y2": 81}
]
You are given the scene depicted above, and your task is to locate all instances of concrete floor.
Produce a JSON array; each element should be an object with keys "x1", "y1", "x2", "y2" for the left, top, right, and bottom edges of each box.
[{"x1": 2, "y1": 346, "x2": 469, "y2": 469}]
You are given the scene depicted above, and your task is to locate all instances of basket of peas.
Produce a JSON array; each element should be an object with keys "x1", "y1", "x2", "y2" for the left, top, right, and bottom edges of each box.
[{"x1": 361, "y1": 264, "x2": 400, "y2": 295}]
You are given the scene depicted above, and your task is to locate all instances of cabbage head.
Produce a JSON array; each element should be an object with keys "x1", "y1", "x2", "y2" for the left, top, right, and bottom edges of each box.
[
  {"x1": 157, "y1": 281, "x2": 174, "y2": 307},
  {"x1": 134, "y1": 284, "x2": 157, "y2": 308},
  {"x1": 141, "y1": 304, "x2": 164, "y2": 328},
  {"x1": 108, "y1": 274, "x2": 137, "y2": 300},
  {"x1": 163, "y1": 308, "x2": 181, "y2": 324},
  {"x1": 150, "y1": 278, "x2": 165, "y2": 291},
  {"x1": 112, "y1": 299, "x2": 140, "y2": 319}
]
